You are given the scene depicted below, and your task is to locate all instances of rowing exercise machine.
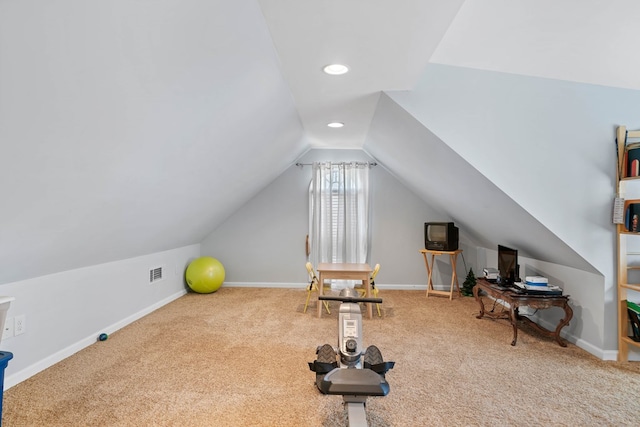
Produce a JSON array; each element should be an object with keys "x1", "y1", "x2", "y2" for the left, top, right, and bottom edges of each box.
[{"x1": 308, "y1": 288, "x2": 394, "y2": 427}]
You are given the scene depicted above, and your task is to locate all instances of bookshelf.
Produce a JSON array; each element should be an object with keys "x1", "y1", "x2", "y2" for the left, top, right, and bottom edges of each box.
[{"x1": 616, "y1": 125, "x2": 640, "y2": 361}]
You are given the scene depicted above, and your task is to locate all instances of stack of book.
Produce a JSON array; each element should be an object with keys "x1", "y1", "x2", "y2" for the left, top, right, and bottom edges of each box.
[
  {"x1": 525, "y1": 276, "x2": 548, "y2": 286},
  {"x1": 524, "y1": 276, "x2": 562, "y2": 292}
]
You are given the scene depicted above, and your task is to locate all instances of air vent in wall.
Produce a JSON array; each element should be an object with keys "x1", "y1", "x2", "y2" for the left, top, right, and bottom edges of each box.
[{"x1": 149, "y1": 266, "x2": 163, "y2": 283}]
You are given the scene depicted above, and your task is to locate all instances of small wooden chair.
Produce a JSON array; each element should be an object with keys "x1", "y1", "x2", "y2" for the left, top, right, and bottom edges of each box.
[
  {"x1": 354, "y1": 264, "x2": 382, "y2": 317},
  {"x1": 355, "y1": 263, "x2": 382, "y2": 317},
  {"x1": 304, "y1": 262, "x2": 331, "y2": 314}
]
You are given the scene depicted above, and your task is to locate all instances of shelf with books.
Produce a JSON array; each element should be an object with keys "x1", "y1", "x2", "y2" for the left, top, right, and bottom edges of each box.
[
  {"x1": 616, "y1": 126, "x2": 640, "y2": 181},
  {"x1": 616, "y1": 125, "x2": 640, "y2": 361}
]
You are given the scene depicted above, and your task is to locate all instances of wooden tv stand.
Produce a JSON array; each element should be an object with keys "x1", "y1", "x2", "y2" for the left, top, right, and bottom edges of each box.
[
  {"x1": 419, "y1": 249, "x2": 463, "y2": 300},
  {"x1": 473, "y1": 278, "x2": 573, "y2": 347}
]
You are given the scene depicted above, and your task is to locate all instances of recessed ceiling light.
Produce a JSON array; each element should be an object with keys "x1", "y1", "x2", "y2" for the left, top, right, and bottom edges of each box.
[
  {"x1": 323, "y1": 64, "x2": 349, "y2": 75},
  {"x1": 327, "y1": 122, "x2": 344, "y2": 128}
]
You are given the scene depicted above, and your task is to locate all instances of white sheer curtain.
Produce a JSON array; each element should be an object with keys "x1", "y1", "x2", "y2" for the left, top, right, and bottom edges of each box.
[{"x1": 308, "y1": 162, "x2": 370, "y2": 287}]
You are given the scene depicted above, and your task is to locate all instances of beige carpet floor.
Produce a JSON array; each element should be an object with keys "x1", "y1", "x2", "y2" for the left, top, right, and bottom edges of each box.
[{"x1": 3, "y1": 287, "x2": 640, "y2": 426}]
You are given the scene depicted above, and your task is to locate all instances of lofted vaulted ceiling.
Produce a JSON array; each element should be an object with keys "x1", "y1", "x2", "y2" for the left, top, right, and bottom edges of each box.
[
  {"x1": 1, "y1": 0, "x2": 639, "y2": 284},
  {"x1": 259, "y1": 0, "x2": 640, "y2": 149},
  {"x1": 258, "y1": 0, "x2": 465, "y2": 148}
]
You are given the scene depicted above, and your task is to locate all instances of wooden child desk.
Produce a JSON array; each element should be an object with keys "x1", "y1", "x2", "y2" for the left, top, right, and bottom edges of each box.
[{"x1": 316, "y1": 263, "x2": 372, "y2": 319}]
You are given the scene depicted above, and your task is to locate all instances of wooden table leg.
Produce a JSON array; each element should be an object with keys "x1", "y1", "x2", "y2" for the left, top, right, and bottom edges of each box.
[
  {"x1": 452, "y1": 253, "x2": 461, "y2": 297},
  {"x1": 509, "y1": 305, "x2": 519, "y2": 346},
  {"x1": 317, "y1": 271, "x2": 324, "y2": 318},
  {"x1": 473, "y1": 285, "x2": 486, "y2": 318},
  {"x1": 516, "y1": 303, "x2": 574, "y2": 347},
  {"x1": 364, "y1": 275, "x2": 372, "y2": 319},
  {"x1": 423, "y1": 253, "x2": 435, "y2": 297},
  {"x1": 553, "y1": 303, "x2": 573, "y2": 347},
  {"x1": 449, "y1": 253, "x2": 460, "y2": 300}
]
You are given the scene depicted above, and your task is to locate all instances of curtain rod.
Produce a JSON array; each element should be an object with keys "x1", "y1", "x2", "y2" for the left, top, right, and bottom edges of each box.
[{"x1": 295, "y1": 161, "x2": 377, "y2": 168}]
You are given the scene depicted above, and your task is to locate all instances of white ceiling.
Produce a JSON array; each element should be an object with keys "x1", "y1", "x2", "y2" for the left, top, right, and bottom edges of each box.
[
  {"x1": 258, "y1": 0, "x2": 465, "y2": 148},
  {"x1": 430, "y1": 0, "x2": 640, "y2": 91}
]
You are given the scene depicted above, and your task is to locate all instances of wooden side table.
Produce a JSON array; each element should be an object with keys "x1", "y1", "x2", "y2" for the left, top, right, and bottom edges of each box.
[
  {"x1": 473, "y1": 278, "x2": 573, "y2": 346},
  {"x1": 419, "y1": 249, "x2": 463, "y2": 300}
]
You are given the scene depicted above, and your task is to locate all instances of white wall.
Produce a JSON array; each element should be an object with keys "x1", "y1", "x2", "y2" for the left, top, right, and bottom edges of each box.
[
  {"x1": 200, "y1": 149, "x2": 454, "y2": 288},
  {"x1": 0, "y1": 244, "x2": 200, "y2": 388}
]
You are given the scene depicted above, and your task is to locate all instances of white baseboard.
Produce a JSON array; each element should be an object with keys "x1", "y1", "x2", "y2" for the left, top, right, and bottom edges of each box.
[
  {"x1": 534, "y1": 316, "x2": 611, "y2": 361},
  {"x1": 224, "y1": 282, "x2": 304, "y2": 288},
  {"x1": 224, "y1": 282, "x2": 428, "y2": 290},
  {"x1": 377, "y1": 283, "x2": 428, "y2": 291},
  {"x1": 4, "y1": 289, "x2": 187, "y2": 390}
]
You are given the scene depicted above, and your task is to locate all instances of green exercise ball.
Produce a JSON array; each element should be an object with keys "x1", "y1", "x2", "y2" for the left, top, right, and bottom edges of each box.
[{"x1": 186, "y1": 257, "x2": 225, "y2": 294}]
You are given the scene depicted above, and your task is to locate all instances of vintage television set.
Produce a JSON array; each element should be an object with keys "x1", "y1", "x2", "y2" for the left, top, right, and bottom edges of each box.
[
  {"x1": 424, "y1": 222, "x2": 459, "y2": 251},
  {"x1": 497, "y1": 245, "x2": 519, "y2": 285}
]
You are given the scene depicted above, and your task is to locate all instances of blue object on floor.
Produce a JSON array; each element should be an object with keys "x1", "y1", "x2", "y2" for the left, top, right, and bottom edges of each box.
[{"x1": 0, "y1": 351, "x2": 13, "y2": 426}]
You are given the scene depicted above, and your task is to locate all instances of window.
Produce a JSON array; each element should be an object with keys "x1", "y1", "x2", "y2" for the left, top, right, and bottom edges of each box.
[{"x1": 308, "y1": 162, "x2": 370, "y2": 277}]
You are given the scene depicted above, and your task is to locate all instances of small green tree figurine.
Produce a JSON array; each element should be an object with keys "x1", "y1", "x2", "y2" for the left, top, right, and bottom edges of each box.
[{"x1": 462, "y1": 268, "x2": 477, "y2": 296}]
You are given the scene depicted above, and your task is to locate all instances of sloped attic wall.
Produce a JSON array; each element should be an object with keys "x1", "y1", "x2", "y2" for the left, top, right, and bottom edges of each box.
[
  {"x1": 386, "y1": 64, "x2": 640, "y2": 277},
  {"x1": 0, "y1": 1, "x2": 306, "y2": 286},
  {"x1": 366, "y1": 88, "x2": 598, "y2": 274},
  {"x1": 363, "y1": 91, "x2": 608, "y2": 355},
  {"x1": 368, "y1": 63, "x2": 640, "y2": 356}
]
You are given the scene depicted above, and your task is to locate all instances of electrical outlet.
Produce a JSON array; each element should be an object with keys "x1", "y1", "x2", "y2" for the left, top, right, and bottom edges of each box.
[
  {"x1": 14, "y1": 315, "x2": 25, "y2": 336},
  {"x1": 2, "y1": 317, "x2": 13, "y2": 340}
]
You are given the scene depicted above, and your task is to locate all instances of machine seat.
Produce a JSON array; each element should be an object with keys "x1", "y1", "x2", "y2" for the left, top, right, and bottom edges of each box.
[{"x1": 319, "y1": 368, "x2": 390, "y2": 396}]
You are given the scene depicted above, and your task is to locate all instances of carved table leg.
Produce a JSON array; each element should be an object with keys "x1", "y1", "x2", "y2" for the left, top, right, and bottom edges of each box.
[
  {"x1": 554, "y1": 302, "x2": 574, "y2": 347},
  {"x1": 473, "y1": 285, "x2": 485, "y2": 319},
  {"x1": 509, "y1": 305, "x2": 519, "y2": 346}
]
